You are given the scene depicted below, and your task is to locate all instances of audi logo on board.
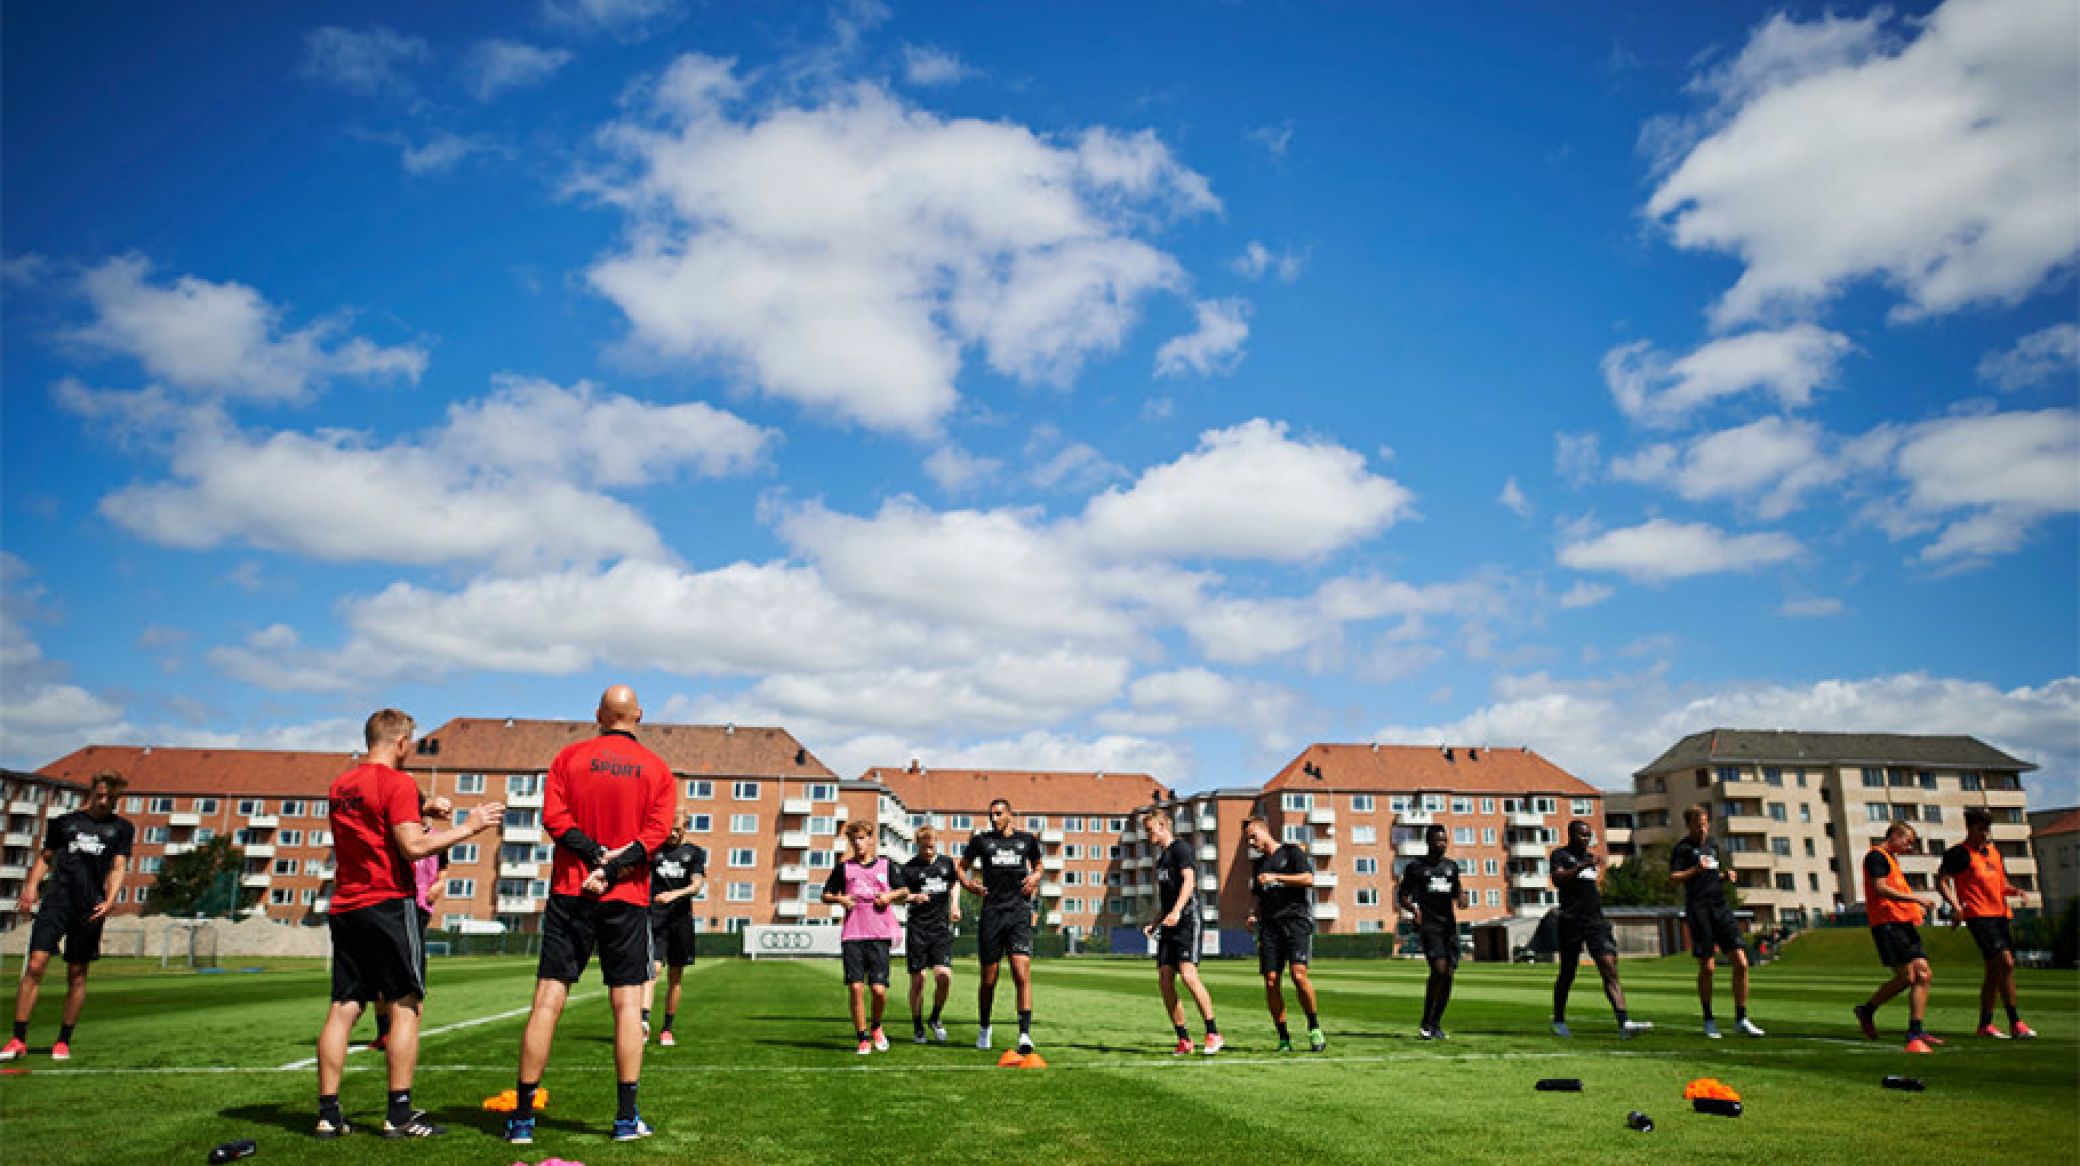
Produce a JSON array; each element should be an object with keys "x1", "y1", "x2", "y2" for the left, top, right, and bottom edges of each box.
[{"x1": 758, "y1": 930, "x2": 817, "y2": 951}]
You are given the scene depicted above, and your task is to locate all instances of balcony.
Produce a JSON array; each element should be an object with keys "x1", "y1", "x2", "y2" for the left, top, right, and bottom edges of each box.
[
  {"x1": 503, "y1": 826, "x2": 543, "y2": 845},
  {"x1": 1729, "y1": 851, "x2": 1774, "y2": 870},
  {"x1": 782, "y1": 798, "x2": 813, "y2": 815},
  {"x1": 1199, "y1": 875, "x2": 1217, "y2": 892},
  {"x1": 1308, "y1": 807, "x2": 1336, "y2": 826},
  {"x1": 242, "y1": 843, "x2": 276, "y2": 859},
  {"x1": 1312, "y1": 902, "x2": 1340, "y2": 921},
  {"x1": 3, "y1": 831, "x2": 33, "y2": 848},
  {"x1": 168, "y1": 812, "x2": 201, "y2": 828},
  {"x1": 498, "y1": 862, "x2": 540, "y2": 880},
  {"x1": 163, "y1": 842, "x2": 194, "y2": 857},
  {"x1": 1507, "y1": 812, "x2": 1543, "y2": 829},
  {"x1": 779, "y1": 865, "x2": 808, "y2": 883},
  {"x1": 0, "y1": 864, "x2": 26, "y2": 880},
  {"x1": 1042, "y1": 856, "x2": 1064, "y2": 872},
  {"x1": 1313, "y1": 871, "x2": 1339, "y2": 889},
  {"x1": 1309, "y1": 840, "x2": 1336, "y2": 858},
  {"x1": 496, "y1": 896, "x2": 542, "y2": 914},
  {"x1": 245, "y1": 815, "x2": 279, "y2": 830},
  {"x1": 1041, "y1": 882, "x2": 1064, "y2": 897},
  {"x1": 779, "y1": 832, "x2": 812, "y2": 850},
  {"x1": 1510, "y1": 872, "x2": 1547, "y2": 889},
  {"x1": 1397, "y1": 839, "x2": 1429, "y2": 857},
  {"x1": 1508, "y1": 841, "x2": 1545, "y2": 859},
  {"x1": 1197, "y1": 844, "x2": 1218, "y2": 862},
  {"x1": 506, "y1": 792, "x2": 544, "y2": 810},
  {"x1": 776, "y1": 899, "x2": 808, "y2": 918},
  {"x1": 1041, "y1": 829, "x2": 1065, "y2": 844},
  {"x1": 312, "y1": 898, "x2": 329, "y2": 914},
  {"x1": 8, "y1": 800, "x2": 40, "y2": 816},
  {"x1": 240, "y1": 873, "x2": 270, "y2": 889},
  {"x1": 1397, "y1": 810, "x2": 1434, "y2": 827}
]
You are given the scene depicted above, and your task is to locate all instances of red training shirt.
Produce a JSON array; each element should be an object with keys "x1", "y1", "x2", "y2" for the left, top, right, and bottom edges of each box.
[
  {"x1": 544, "y1": 730, "x2": 677, "y2": 906},
  {"x1": 328, "y1": 762, "x2": 423, "y2": 913}
]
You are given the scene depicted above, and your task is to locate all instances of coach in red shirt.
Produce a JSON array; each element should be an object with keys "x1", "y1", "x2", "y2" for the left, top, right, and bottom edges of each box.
[
  {"x1": 506, "y1": 684, "x2": 677, "y2": 1145},
  {"x1": 315, "y1": 708, "x2": 505, "y2": 1140}
]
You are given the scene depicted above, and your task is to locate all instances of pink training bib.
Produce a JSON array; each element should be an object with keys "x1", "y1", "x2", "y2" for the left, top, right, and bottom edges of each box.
[{"x1": 840, "y1": 858, "x2": 901, "y2": 942}]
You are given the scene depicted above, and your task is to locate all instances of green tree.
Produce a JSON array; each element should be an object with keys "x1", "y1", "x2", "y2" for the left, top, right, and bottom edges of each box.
[
  {"x1": 1603, "y1": 842, "x2": 1743, "y2": 909},
  {"x1": 145, "y1": 836, "x2": 248, "y2": 917}
]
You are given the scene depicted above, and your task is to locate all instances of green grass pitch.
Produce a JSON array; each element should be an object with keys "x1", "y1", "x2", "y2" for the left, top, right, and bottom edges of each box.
[{"x1": 1, "y1": 929, "x2": 2072, "y2": 1164}]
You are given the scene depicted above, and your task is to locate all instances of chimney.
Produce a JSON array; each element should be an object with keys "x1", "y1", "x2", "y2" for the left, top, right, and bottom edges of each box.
[
  {"x1": 1442, "y1": 746, "x2": 1454, "y2": 761},
  {"x1": 1370, "y1": 742, "x2": 1379, "y2": 753},
  {"x1": 725, "y1": 723, "x2": 735, "y2": 735},
  {"x1": 908, "y1": 759, "x2": 920, "y2": 774},
  {"x1": 795, "y1": 748, "x2": 807, "y2": 766},
  {"x1": 1468, "y1": 747, "x2": 1479, "y2": 761}
]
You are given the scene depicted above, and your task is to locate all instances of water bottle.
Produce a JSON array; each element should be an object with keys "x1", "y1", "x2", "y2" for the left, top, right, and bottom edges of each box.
[
  {"x1": 1692, "y1": 1097, "x2": 1743, "y2": 1117},
  {"x1": 206, "y1": 1140, "x2": 257, "y2": 1164},
  {"x1": 1534, "y1": 1078, "x2": 1583, "y2": 1091},
  {"x1": 1882, "y1": 1075, "x2": 1926, "y2": 1092},
  {"x1": 1627, "y1": 1110, "x2": 1654, "y2": 1132}
]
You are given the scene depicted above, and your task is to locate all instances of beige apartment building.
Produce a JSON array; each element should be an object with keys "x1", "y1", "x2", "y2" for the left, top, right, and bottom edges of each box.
[
  {"x1": 1621, "y1": 730, "x2": 2040, "y2": 929},
  {"x1": 2028, "y1": 807, "x2": 2080, "y2": 917}
]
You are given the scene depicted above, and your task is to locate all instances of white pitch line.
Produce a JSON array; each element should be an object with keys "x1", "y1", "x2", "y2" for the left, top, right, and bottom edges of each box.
[{"x1": 274, "y1": 992, "x2": 603, "y2": 1070}]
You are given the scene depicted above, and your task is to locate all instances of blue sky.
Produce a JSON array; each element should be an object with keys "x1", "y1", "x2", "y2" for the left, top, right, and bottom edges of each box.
[{"x1": 4, "y1": 0, "x2": 2076, "y2": 804}]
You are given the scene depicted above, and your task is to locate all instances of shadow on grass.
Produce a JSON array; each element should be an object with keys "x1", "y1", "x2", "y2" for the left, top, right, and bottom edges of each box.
[{"x1": 220, "y1": 1102, "x2": 313, "y2": 1138}]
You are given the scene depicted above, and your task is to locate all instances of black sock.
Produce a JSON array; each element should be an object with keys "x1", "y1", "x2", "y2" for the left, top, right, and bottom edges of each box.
[
  {"x1": 1174, "y1": 1024, "x2": 1189, "y2": 1041},
  {"x1": 317, "y1": 1093, "x2": 342, "y2": 1122},
  {"x1": 1615, "y1": 1008, "x2": 1629, "y2": 1025},
  {"x1": 10, "y1": 1020, "x2": 24, "y2": 1041},
  {"x1": 1304, "y1": 1010, "x2": 1319, "y2": 1030},
  {"x1": 385, "y1": 1089, "x2": 412, "y2": 1126},
  {"x1": 663, "y1": 1011, "x2": 675, "y2": 1031},
  {"x1": 979, "y1": 1004, "x2": 992, "y2": 1027},
  {"x1": 641, "y1": 1009, "x2": 651, "y2": 1025},
  {"x1": 1736, "y1": 1007, "x2": 1748, "y2": 1023},
  {"x1": 1702, "y1": 1005, "x2": 1715, "y2": 1022},
  {"x1": 1908, "y1": 1018, "x2": 1927, "y2": 1037},
  {"x1": 1553, "y1": 1001, "x2": 1567, "y2": 1024},
  {"x1": 616, "y1": 1081, "x2": 638, "y2": 1123},
  {"x1": 1980, "y1": 1009, "x2": 1995, "y2": 1028},
  {"x1": 1275, "y1": 1019, "x2": 1291, "y2": 1040},
  {"x1": 929, "y1": 1002, "x2": 943, "y2": 1023},
  {"x1": 375, "y1": 1013, "x2": 390, "y2": 1040},
  {"x1": 57, "y1": 1023, "x2": 74, "y2": 1043},
  {"x1": 1018, "y1": 1010, "x2": 1032, "y2": 1036},
  {"x1": 515, "y1": 1081, "x2": 539, "y2": 1120},
  {"x1": 858, "y1": 1028, "x2": 871, "y2": 1043},
  {"x1": 1204, "y1": 1018, "x2": 1218, "y2": 1035},
  {"x1": 2005, "y1": 1004, "x2": 2021, "y2": 1024},
  {"x1": 914, "y1": 1016, "x2": 926, "y2": 1034}
]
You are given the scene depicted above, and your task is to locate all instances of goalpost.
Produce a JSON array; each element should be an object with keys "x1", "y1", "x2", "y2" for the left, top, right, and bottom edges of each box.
[{"x1": 161, "y1": 919, "x2": 218, "y2": 969}]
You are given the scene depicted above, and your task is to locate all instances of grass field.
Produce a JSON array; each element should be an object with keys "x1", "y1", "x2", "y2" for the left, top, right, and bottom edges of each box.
[{"x1": 1, "y1": 931, "x2": 2073, "y2": 1164}]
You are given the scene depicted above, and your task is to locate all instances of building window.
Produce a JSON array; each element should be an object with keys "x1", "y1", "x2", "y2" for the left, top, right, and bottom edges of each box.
[
  {"x1": 1924, "y1": 805, "x2": 1943, "y2": 824},
  {"x1": 689, "y1": 814, "x2": 712, "y2": 833},
  {"x1": 193, "y1": 798, "x2": 217, "y2": 814},
  {"x1": 143, "y1": 826, "x2": 170, "y2": 844},
  {"x1": 952, "y1": 815, "x2": 975, "y2": 832},
  {"x1": 1357, "y1": 919, "x2": 1385, "y2": 934},
  {"x1": 810, "y1": 816, "x2": 836, "y2": 835},
  {"x1": 1799, "y1": 804, "x2": 1811, "y2": 823},
  {"x1": 504, "y1": 809, "x2": 538, "y2": 830},
  {"x1": 1065, "y1": 816, "x2": 1085, "y2": 832},
  {"x1": 1063, "y1": 898, "x2": 1083, "y2": 914},
  {"x1": 447, "y1": 878, "x2": 475, "y2": 899},
  {"x1": 1355, "y1": 888, "x2": 1380, "y2": 907},
  {"x1": 1389, "y1": 796, "x2": 1411, "y2": 813},
  {"x1": 1960, "y1": 773, "x2": 1983, "y2": 792},
  {"x1": 1762, "y1": 768, "x2": 1782, "y2": 787},
  {"x1": 1809, "y1": 873, "x2": 1822, "y2": 891},
  {"x1": 1767, "y1": 803, "x2": 1786, "y2": 822},
  {"x1": 282, "y1": 799, "x2": 307, "y2": 817},
  {"x1": 1484, "y1": 858, "x2": 1499, "y2": 876},
  {"x1": 1534, "y1": 797, "x2": 1557, "y2": 815},
  {"x1": 1862, "y1": 768, "x2": 1885, "y2": 788},
  {"x1": 1282, "y1": 793, "x2": 1313, "y2": 812},
  {"x1": 272, "y1": 858, "x2": 296, "y2": 875},
  {"x1": 506, "y1": 774, "x2": 541, "y2": 797},
  {"x1": 1108, "y1": 845, "x2": 1121, "y2": 859},
  {"x1": 1422, "y1": 794, "x2": 1445, "y2": 813},
  {"x1": 685, "y1": 780, "x2": 714, "y2": 800},
  {"x1": 808, "y1": 851, "x2": 833, "y2": 870},
  {"x1": 1865, "y1": 804, "x2": 1891, "y2": 823},
  {"x1": 1109, "y1": 818, "x2": 1127, "y2": 833},
  {"x1": 1026, "y1": 815, "x2": 1047, "y2": 832},
  {"x1": 124, "y1": 796, "x2": 144, "y2": 813},
  {"x1": 733, "y1": 781, "x2": 761, "y2": 801},
  {"x1": 1355, "y1": 857, "x2": 1379, "y2": 875},
  {"x1": 1283, "y1": 825, "x2": 1307, "y2": 844},
  {"x1": 1480, "y1": 798, "x2": 1495, "y2": 815},
  {"x1": 274, "y1": 829, "x2": 299, "y2": 847},
  {"x1": 147, "y1": 796, "x2": 174, "y2": 814},
  {"x1": 1452, "y1": 797, "x2": 1472, "y2": 815},
  {"x1": 729, "y1": 848, "x2": 756, "y2": 868},
  {"x1": 1717, "y1": 766, "x2": 1740, "y2": 785},
  {"x1": 450, "y1": 843, "x2": 478, "y2": 865},
  {"x1": 809, "y1": 783, "x2": 837, "y2": 802},
  {"x1": 1572, "y1": 799, "x2": 1594, "y2": 818},
  {"x1": 1453, "y1": 827, "x2": 1475, "y2": 845},
  {"x1": 1352, "y1": 826, "x2": 1377, "y2": 845},
  {"x1": 731, "y1": 814, "x2": 757, "y2": 834},
  {"x1": 1352, "y1": 795, "x2": 1375, "y2": 813},
  {"x1": 238, "y1": 799, "x2": 262, "y2": 816},
  {"x1": 1481, "y1": 828, "x2": 1496, "y2": 845},
  {"x1": 1771, "y1": 837, "x2": 1791, "y2": 856},
  {"x1": 456, "y1": 774, "x2": 485, "y2": 795},
  {"x1": 1486, "y1": 889, "x2": 1502, "y2": 907},
  {"x1": 1064, "y1": 871, "x2": 1081, "y2": 886},
  {"x1": 1775, "y1": 873, "x2": 1796, "y2": 891},
  {"x1": 727, "y1": 883, "x2": 754, "y2": 903},
  {"x1": 270, "y1": 889, "x2": 294, "y2": 906},
  {"x1": 1064, "y1": 844, "x2": 1082, "y2": 859}
]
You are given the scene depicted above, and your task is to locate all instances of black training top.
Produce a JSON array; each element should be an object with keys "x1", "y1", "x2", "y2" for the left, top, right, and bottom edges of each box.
[
  {"x1": 961, "y1": 830, "x2": 1042, "y2": 911},
  {"x1": 1669, "y1": 837, "x2": 1726, "y2": 909},
  {"x1": 1549, "y1": 844, "x2": 1603, "y2": 920},
  {"x1": 41, "y1": 811, "x2": 134, "y2": 909},
  {"x1": 1153, "y1": 838, "x2": 1198, "y2": 922},
  {"x1": 1398, "y1": 856, "x2": 1463, "y2": 926},
  {"x1": 648, "y1": 842, "x2": 707, "y2": 920},
  {"x1": 1250, "y1": 843, "x2": 1314, "y2": 924},
  {"x1": 901, "y1": 853, "x2": 959, "y2": 935}
]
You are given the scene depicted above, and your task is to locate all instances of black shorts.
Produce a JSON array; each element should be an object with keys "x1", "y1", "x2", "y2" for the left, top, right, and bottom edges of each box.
[
  {"x1": 651, "y1": 911, "x2": 698, "y2": 968},
  {"x1": 1686, "y1": 906, "x2": 1743, "y2": 958},
  {"x1": 842, "y1": 939, "x2": 892, "y2": 986},
  {"x1": 905, "y1": 931, "x2": 953, "y2": 975},
  {"x1": 1417, "y1": 920, "x2": 1461, "y2": 968},
  {"x1": 1257, "y1": 915, "x2": 1314, "y2": 974},
  {"x1": 329, "y1": 897, "x2": 426, "y2": 1005},
  {"x1": 978, "y1": 908, "x2": 1033, "y2": 966},
  {"x1": 538, "y1": 895, "x2": 654, "y2": 988},
  {"x1": 1871, "y1": 922, "x2": 1927, "y2": 968},
  {"x1": 1154, "y1": 913, "x2": 1202, "y2": 967},
  {"x1": 28, "y1": 899, "x2": 107, "y2": 964},
  {"x1": 1558, "y1": 915, "x2": 1619, "y2": 961},
  {"x1": 1965, "y1": 917, "x2": 2014, "y2": 960}
]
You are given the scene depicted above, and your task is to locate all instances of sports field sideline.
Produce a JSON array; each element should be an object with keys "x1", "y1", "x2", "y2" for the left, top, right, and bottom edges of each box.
[{"x1": 1, "y1": 933, "x2": 2072, "y2": 1165}]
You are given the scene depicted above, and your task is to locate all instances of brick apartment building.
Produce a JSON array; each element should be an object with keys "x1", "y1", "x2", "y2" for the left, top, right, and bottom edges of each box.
[
  {"x1": 865, "y1": 764, "x2": 1171, "y2": 938},
  {"x1": 1128, "y1": 745, "x2": 1605, "y2": 934},
  {"x1": 1618, "y1": 730, "x2": 2041, "y2": 929},
  {"x1": 1, "y1": 769, "x2": 92, "y2": 930}
]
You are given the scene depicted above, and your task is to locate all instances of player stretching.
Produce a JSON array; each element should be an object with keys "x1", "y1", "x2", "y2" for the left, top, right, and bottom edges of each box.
[
  {"x1": 507, "y1": 686, "x2": 676, "y2": 1145},
  {"x1": 822, "y1": 821, "x2": 909, "y2": 1054},
  {"x1": 1242, "y1": 815, "x2": 1323, "y2": 1052},
  {"x1": 1548, "y1": 820, "x2": 1650, "y2": 1038},
  {"x1": 313, "y1": 710, "x2": 504, "y2": 1139},
  {"x1": 1852, "y1": 822, "x2": 1943, "y2": 1053},
  {"x1": 1937, "y1": 808, "x2": 2036, "y2": 1039},
  {"x1": 958, "y1": 798, "x2": 1042, "y2": 1054},
  {"x1": 1397, "y1": 824, "x2": 1471, "y2": 1040},
  {"x1": 1143, "y1": 809, "x2": 1221, "y2": 1055},
  {"x1": 644, "y1": 823, "x2": 706, "y2": 1047},
  {"x1": 1671, "y1": 805, "x2": 1763, "y2": 1038},
  {"x1": 900, "y1": 825, "x2": 960, "y2": 1043},
  {"x1": 2, "y1": 772, "x2": 133, "y2": 1063}
]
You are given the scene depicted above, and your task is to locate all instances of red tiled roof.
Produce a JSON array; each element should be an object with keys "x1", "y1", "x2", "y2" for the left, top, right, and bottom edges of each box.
[
  {"x1": 2034, "y1": 808, "x2": 2080, "y2": 837},
  {"x1": 40, "y1": 745, "x2": 362, "y2": 798},
  {"x1": 1263, "y1": 744, "x2": 1599, "y2": 796},
  {"x1": 862, "y1": 767, "x2": 1168, "y2": 815},
  {"x1": 414, "y1": 718, "x2": 835, "y2": 779}
]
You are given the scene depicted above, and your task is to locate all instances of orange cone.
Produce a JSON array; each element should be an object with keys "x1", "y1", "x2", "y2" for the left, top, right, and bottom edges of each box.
[
  {"x1": 1017, "y1": 1053, "x2": 1048, "y2": 1069},
  {"x1": 997, "y1": 1050, "x2": 1028, "y2": 1068}
]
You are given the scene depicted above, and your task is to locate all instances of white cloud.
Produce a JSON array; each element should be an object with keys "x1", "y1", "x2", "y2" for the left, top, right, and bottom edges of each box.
[
  {"x1": 583, "y1": 55, "x2": 1216, "y2": 434},
  {"x1": 1779, "y1": 597, "x2": 1845, "y2": 617},
  {"x1": 1601, "y1": 325, "x2": 1851, "y2": 428},
  {"x1": 1559, "y1": 581, "x2": 1614, "y2": 609},
  {"x1": 1979, "y1": 322, "x2": 2080, "y2": 392},
  {"x1": 1380, "y1": 669, "x2": 2080, "y2": 802},
  {"x1": 1647, "y1": 0, "x2": 2080, "y2": 325},
  {"x1": 465, "y1": 39, "x2": 574, "y2": 101},
  {"x1": 1555, "y1": 431, "x2": 1601, "y2": 486},
  {"x1": 1082, "y1": 419, "x2": 1413, "y2": 561},
  {"x1": 1231, "y1": 241, "x2": 1304, "y2": 283},
  {"x1": 1154, "y1": 298, "x2": 1250, "y2": 378},
  {"x1": 1558, "y1": 518, "x2": 1801, "y2": 582},
  {"x1": 1886, "y1": 406, "x2": 2080, "y2": 563},
  {"x1": 922, "y1": 445, "x2": 1000, "y2": 492},
  {"x1": 300, "y1": 25, "x2": 429, "y2": 96},
  {"x1": 68, "y1": 257, "x2": 428, "y2": 404},
  {"x1": 65, "y1": 375, "x2": 774, "y2": 570},
  {"x1": 541, "y1": 0, "x2": 680, "y2": 39},
  {"x1": 1026, "y1": 441, "x2": 1124, "y2": 494},
  {"x1": 1498, "y1": 477, "x2": 1530, "y2": 518},
  {"x1": 1610, "y1": 415, "x2": 1844, "y2": 519},
  {"x1": 1247, "y1": 122, "x2": 1294, "y2": 160},
  {"x1": 400, "y1": 132, "x2": 509, "y2": 175},
  {"x1": 900, "y1": 44, "x2": 973, "y2": 86}
]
